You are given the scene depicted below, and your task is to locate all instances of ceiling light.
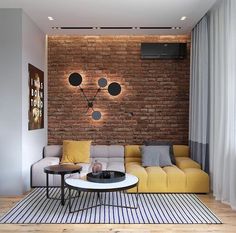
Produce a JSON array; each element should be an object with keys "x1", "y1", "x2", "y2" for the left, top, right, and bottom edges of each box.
[
  {"x1": 172, "y1": 27, "x2": 181, "y2": 29},
  {"x1": 48, "y1": 16, "x2": 54, "y2": 21},
  {"x1": 180, "y1": 16, "x2": 187, "y2": 21}
]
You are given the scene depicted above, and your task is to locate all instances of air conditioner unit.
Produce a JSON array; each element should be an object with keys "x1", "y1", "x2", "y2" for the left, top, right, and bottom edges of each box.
[{"x1": 141, "y1": 43, "x2": 187, "y2": 59}]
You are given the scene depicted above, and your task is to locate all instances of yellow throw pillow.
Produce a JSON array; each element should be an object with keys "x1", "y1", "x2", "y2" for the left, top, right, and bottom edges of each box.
[{"x1": 60, "y1": 140, "x2": 91, "y2": 164}]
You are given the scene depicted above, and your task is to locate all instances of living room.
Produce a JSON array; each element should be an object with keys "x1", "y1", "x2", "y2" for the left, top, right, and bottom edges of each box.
[{"x1": 0, "y1": 0, "x2": 236, "y2": 232}]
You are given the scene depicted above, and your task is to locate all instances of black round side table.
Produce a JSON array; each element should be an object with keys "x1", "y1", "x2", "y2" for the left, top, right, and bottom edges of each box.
[{"x1": 44, "y1": 164, "x2": 82, "y2": 205}]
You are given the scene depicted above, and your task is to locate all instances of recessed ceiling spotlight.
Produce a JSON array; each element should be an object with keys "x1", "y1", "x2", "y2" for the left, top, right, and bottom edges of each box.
[
  {"x1": 172, "y1": 26, "x2": 181, "y2": 29},
  {"x1": 180, "y1": 16, "x2": 187, "y2": 21},
  {"x1": 48, "y1": 16, "x2": 54, "y2": 21}
]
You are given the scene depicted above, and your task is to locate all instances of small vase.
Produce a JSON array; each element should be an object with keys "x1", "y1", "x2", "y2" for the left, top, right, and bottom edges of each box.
[{"x1": 92, "y1": 160, "x2": 102, "y2": 174}]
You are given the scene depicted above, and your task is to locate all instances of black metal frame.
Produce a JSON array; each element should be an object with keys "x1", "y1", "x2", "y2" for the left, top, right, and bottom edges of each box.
[
  {"x1": 78, "y1": 86, "x2": 105, "y2": 114},
  {"x1": 66, "y1": 181, "x2": 139, "y2": 213},
  {"x1": 46, "y1": 183, "x2": 80, "y2": 202},
  {"x1": 44, "y1": 166, "x2": 82, "y2": 205},
  {"x1": 46, "y1": 173, "x2": 68, "y2": 204},
  {"x1": 68, "y1": 73, "x2": 121, "y2": 119}
]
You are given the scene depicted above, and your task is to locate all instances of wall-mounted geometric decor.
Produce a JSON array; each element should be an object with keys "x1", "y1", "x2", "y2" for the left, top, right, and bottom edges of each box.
[
  {"x1": 28, "y1": 64, "x2": 44, "y2": 130},
  {"x1": 68, "y1": 73, "x2": 121, "y2": 120}
]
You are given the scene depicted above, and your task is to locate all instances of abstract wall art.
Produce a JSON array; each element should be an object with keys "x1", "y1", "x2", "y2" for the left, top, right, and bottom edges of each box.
[{"x1": 28, "y1": 64, "x2": 44, "y2": 130}]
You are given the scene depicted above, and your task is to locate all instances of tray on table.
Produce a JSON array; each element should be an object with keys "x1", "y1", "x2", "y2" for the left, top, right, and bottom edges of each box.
[{"x1": 86, "y1": 170, "x2": 125, "y2": 183}]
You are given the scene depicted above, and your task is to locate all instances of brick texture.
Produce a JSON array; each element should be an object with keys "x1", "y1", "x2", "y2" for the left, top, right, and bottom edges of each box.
[{"x1": 48, "y1": 35, "x2": 190, "y2": 145}]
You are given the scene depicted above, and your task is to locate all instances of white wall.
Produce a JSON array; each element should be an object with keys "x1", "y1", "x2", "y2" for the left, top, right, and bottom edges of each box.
[
  {"x1": 21, "y1": 12, "x2": 47, "y2": 192},
  {"x1": 0, "y1": 9, "x2": 47, "y2": 195},
  {"x1": 0, "y1": 9, "x2": 23, "y2": 195}
]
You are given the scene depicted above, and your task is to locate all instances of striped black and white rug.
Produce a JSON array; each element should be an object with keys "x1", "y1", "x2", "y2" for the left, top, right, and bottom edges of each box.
[{"x1": 0, "y1": 188, "x2": 221, "y2": 224}]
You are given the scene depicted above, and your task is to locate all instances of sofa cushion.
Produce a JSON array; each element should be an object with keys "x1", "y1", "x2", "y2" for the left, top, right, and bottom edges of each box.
[
  {"x1": 125, "y1": 162, "x2": 148, "y2": 192},
  {"x1": 61, "y1": 140, "x2": 91, "y2": 164},
  {"x1": 146, "y1": 166, "x2": 167, "y2": 192},
  {"x1": 162, "y1": 166, "x2": 186, "y2": 192},
  {"x1": 182, "y1": 168, "x2": 209, "y2": 193},
  {"x1": 175, "y1": 157, "x2": 201, "y2": 169}
]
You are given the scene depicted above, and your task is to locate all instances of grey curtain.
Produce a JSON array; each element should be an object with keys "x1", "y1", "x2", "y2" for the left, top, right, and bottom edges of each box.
[{"x1": 189, "y1": 15, "x2": 209, "y2": 173}]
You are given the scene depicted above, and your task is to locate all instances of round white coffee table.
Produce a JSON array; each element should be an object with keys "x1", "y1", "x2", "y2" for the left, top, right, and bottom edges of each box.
[{"x1": 65, "y1": 173, "x2": 139, "y2": 213}]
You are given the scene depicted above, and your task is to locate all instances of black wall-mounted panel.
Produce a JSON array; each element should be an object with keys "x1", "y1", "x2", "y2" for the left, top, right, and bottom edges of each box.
[{"x1": 141, "y1": 43, "x2": 187, "y2": 59}]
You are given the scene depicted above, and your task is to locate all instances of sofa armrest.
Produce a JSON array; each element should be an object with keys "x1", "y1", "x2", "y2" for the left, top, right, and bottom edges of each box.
[
  {"x1": 31, "y1": 157, "x2": 60, "y2": 187},
  {"x1": 175, "y1": 157, "x2": 201, "y2": 169}
]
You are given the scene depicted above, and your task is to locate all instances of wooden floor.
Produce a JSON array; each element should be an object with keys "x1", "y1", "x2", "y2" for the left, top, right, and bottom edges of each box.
[{"x1": 0, "y1": 192, "x2": 236, "y2": 233}]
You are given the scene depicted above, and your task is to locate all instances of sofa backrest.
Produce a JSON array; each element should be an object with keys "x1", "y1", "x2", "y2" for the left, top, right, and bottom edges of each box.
[
  {"x1": 43, "y1": 145, "x2": 62, "y2": 158},
  {"x1": 43, "y1": 144, "x2": 189, "y2": 162},
  {"x1": 173, "y1": 145, "x2": 189, "y2": 157},
  {"x1": 90, "y1": 145, "x2": 124, "y2": 163},
  {"x1": 124, "y1": 145, "x2": 141, "y2": 163},
  {"x1": 124, "y1": 144, "x2": 189, "y2": 164},
  {"x1": 43, "y1": 145, "x2": 124, "y2": 160},
  {"x1": 90, "y1": 145, "x2": 124, "y2": 159}
]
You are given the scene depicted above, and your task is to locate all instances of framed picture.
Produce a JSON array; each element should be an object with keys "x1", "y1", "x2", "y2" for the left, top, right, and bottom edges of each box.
[{"x1": 28, "y1": 64, "x2": 44, "y2": 130}]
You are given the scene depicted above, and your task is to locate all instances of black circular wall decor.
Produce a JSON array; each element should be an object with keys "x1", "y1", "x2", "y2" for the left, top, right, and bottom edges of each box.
[
  {"x1": 92, "y1": 111, "x2": 102, "y2": 120},
  {"x1": 68, "y1": 72, "x2": 82, "y2": 86},
  {"x1": 108, "y1": 82, "x2": 121, "y2": 96},
  {"x1": 68, "y1": 72, "x2": 122, "y2": 121},
  {"x1": 98, "y1": 78, "x2": 107, "y2": 88}
]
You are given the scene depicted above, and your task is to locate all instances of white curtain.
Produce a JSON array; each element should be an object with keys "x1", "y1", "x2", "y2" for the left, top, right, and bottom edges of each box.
[{"x1": 209, "y1": 0, "x2": 236, "y2": 210}]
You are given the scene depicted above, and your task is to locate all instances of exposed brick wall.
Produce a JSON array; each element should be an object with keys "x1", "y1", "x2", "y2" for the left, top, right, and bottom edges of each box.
[{"x1": 48, "y1": 35, "x2": 190, "y2": 145}]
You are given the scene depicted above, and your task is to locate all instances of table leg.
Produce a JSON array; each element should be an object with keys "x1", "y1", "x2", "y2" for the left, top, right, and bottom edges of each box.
[
  {"x1": 61, "y1": 174, "x2": 65, "y2": 205},
  {"x1": 46, "y1": 173, "x2": 49, "y2": 198},
  {"x1": 69, "y1": 188, "x2": 72, "y2": 213},
  {"x1": 136, "y1": 192, "x2": 139, "y2": 209},
  {"x1": 97, "y1": 192, "x2": 103, "y2": 205}
]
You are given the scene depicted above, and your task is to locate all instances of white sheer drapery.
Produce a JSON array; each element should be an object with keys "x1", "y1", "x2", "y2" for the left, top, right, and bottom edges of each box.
[{"x1": 209, "y1": 0, "x2": 236, "y2": 210}]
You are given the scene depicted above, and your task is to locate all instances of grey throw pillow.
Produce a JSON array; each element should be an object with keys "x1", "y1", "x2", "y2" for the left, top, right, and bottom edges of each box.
[
  {"x1": 143, "y1": 141, "x2": 176, "y2": 165},
  {"x1": 156, "y1": 145, "x2": 173, "y2": 167},
  {"x1": 141, "y1": 145, "x2": 173, "y2": 167},
  {"x1": 141, "y1": 146, "x2": 161, "y2": 167}
]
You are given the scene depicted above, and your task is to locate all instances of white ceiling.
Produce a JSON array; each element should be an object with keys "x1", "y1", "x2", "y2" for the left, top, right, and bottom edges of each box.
[{"x1": 0, "y1": 0, "x2": 216, "y2": 35}]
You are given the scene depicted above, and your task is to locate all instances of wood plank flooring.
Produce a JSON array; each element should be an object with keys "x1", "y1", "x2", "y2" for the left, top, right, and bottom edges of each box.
[{"x1": 0, "y1": 192, "x2": 236, "y2": 233}]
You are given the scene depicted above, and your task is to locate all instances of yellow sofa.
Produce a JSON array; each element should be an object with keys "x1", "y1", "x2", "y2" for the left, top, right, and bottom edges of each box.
[{"x1": 125, "y1": 145, "x2": 209, "y2": 193}]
